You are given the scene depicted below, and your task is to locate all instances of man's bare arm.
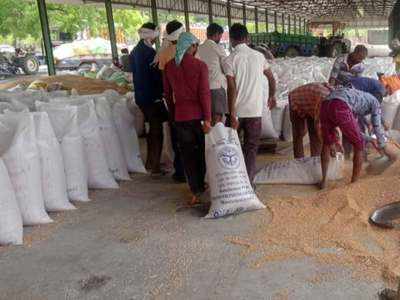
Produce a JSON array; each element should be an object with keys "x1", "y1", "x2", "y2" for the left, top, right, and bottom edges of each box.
[
  {"x1": 264, "y1": 68, "x2": 277, "y2": 108},
  {"x1": 226, "y1": 75, "x2": 239, "y2": 129}
]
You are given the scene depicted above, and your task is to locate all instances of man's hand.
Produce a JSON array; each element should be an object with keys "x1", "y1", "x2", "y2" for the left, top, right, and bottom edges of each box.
[
  {"x1": 382, "y1": 144, "x2": 398, "y2": 161},
  {"x1": 202, "y1": 121, "x2": 212, "y2": 134},
  {"x1": 330, "y1": 143, "x2": 343, "y2": 157},
  {"x1": 230, "y1": 115, "x2": 239, "y2": 130},
  {"x1": 268, "y1": 96, "x2": 277, "y2": 109},
  {"x1": 383, "y1": 122, "x2": 390, "y2": 132}
]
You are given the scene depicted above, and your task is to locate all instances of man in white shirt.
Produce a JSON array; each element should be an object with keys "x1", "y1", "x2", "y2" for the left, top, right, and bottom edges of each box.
[
  {"x1": 223, "y1": 23, "x2": 277, "y2": 184},
  {"x1": 198, "y1": 23, "x2": 228, "y2": 124}
]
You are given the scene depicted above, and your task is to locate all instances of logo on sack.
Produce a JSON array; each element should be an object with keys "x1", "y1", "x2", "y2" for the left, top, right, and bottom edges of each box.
[{"x1": 217, "y1": 146, "x2": 240, "y2": 169}]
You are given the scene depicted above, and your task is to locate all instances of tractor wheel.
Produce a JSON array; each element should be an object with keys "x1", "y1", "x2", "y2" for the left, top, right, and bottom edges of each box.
[
  {"x1": 285, "y1": 46, "x2": 300, "y2": 58},
  {"x1": 21, "y1": 55, "x2": 39, "y2": 75}
]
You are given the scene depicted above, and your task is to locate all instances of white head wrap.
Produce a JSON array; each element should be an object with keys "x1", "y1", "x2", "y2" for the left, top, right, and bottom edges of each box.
[
  {"x1": 152, "y1": 25, "x2": 185, "y2": 65},
  {"x1": 163, "y1": 26, "x2": 185, "y2": 42},
  {"x1": 138, "y1": 27, "x2": 160, "y2": 42}
]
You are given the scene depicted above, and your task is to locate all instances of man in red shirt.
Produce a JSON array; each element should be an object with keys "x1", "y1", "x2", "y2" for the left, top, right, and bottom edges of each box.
[{"x1": 163, "y1": 32, "x2": 212, "y2": 205}]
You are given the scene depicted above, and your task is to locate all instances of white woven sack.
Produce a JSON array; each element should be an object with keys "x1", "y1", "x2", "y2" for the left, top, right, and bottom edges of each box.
[
  {"x1": 6, "y1": 111, "x2": 76, "y2": 211},
  {"x1": 49, "y1": 98, "x2": 118, "y2": 189},
  {"x1": 112, "y1": 99, "x2": 146, "y2": 173},
  {"x1": 282, "y1": 104, "x2": 293, "y2": 142},
  {"x1": 382, "y1": 91, "x2": 400, "y2": 129},
  {"x1": 36, "y1": 102, "x2": 90, "y2": 202},
  {"x1": 0, "y1": 102, "x2": 13, "y2": 113},
  {"x1": 32, "y1": 112, "x2": 76, "y2": 211},
  {"x1": 0, "y1": 158, "x2": 23, "y2": 245},
  {"x1": 94, "y1": 97, "x2": 130, "y2": 181},
  {"x1": 205, "y1": 123, "x2": 265, "y2": 219},
  {"x1": 271, "y1": 105, "x2": 285, "y2": 136},
  {"x1": 254, "y1": 154, "x2": 344, "y2": 185},
  {"x1": 261, "y1": 104, "x2": 279, "y2": 139},
  {"x1": 126, "y1": 92, "x2": 145, "y2": 136},
  {"x1": 0, "y1": 113, "x2": 52, "y2": 225}
]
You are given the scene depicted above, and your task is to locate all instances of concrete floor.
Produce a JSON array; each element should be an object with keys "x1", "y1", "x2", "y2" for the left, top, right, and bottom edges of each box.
[{"x1": 0, "y1": 145, "x2": 386, "y2": 300}]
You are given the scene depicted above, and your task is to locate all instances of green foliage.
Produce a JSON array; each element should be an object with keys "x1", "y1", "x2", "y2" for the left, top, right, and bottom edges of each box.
[
  {"x1": 0, "y1": 0, "x2": 147, "y2": 47},
  {"x1": 0, "y1": 0, "x2": 42, "y2": 43}
]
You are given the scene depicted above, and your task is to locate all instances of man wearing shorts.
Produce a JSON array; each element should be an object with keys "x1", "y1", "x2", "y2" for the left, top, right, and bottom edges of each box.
[
  {"x1": 198, "y1": 23, "x2": 228, "y2": 124},
  {"x1": 319, "y1": 88, "x2": 396, "y2": 189}
]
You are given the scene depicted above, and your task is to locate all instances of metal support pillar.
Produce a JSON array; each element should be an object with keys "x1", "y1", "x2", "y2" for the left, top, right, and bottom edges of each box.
[
  {"x1": 274, "y1": 11, "x2": 277, "y2": 32},
  {"x1": 208, "y1": 0, "x2": 213, "y2": 24},
  {"x1": 227, "y1": 0, "x2": 232, "y2": 28},
  {"x1": 304, "y1": 19, "x2": 307, "y2": 34},
  {"x1": 265, "y1": 9, "x2": 269, "y2": 33},
  {"x1": 294, "y1": 16, "x2": 296, "y2": 34},
  {"x1": 242, "y1": 3, "x2": 246, "y2": 25},
  {"x1": 37, "y1": 0, "x2": 55, "y2": 75},
  {"x1": 150, "y1": 0, "x2": 158, "y2": 25},
  {"x1": 150, "y1": 0, "x2": 159, "y2": 49},
  {"x1": 281, "y1": 13, "x2": 285, "y2": 34},
  {"x1": 183, "y1": 0, "x2": 190, "y2": 32},
  {"x1": 255, "y1": 7, "x2": 259, "y2": 33},
  {"x1": 105, "y1": 0, "x2": 118, "y2": 62},
  {"x1": 288, "y1": 15, "x2": 291, "y2": 34}
]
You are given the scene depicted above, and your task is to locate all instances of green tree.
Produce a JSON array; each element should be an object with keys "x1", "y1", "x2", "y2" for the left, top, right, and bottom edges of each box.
[
  {"x1": 0, "y1": 0, "x2": 147, "y2": 47},
  {"x1": 0, "y1": 0, "x2": 41, "y2": 45}
]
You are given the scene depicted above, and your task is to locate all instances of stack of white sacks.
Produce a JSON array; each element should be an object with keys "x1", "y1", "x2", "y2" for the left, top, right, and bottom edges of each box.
[
  {"x1": 262, "y1": 56, "x2": 397, "y2": 142},
  {"x1": 0, "y1": 89, "x2": 146, "y2": 246}
]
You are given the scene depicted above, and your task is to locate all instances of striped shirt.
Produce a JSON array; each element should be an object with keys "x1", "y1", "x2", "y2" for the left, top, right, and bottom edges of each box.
[{"x1": 289, "y1": 83, "x2": 331, "y2": 118}]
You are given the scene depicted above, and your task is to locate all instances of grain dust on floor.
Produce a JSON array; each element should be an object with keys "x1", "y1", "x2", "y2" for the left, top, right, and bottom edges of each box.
[{"x1": 227, "y1": 157, "x2": 400, "y2": 289}]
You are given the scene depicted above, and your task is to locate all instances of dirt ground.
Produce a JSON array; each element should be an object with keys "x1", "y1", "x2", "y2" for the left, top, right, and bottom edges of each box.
[{"x1": 0, "y1": 140, "x2": 396, "y2": 300}]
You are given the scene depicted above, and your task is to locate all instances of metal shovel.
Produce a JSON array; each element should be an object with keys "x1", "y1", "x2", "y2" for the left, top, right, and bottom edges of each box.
[{"x1": 369, "y1": 201, "x2": 400, "y2": 229}]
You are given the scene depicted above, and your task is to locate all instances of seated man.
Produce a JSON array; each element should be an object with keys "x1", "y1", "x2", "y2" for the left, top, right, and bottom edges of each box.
[
  {"x1": 289, "y1": 82, "x2": 332, "y2": 158},
  {"x1": 319, "y1": 88, "x2": 397, "y2": 189}
]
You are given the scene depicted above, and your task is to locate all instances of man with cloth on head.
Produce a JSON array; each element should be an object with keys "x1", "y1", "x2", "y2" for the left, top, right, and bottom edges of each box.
[
  {"x1": 289, "y1": 82, "x2": 333, "y2": 159},
  {"x1": 157, "y1": 20, "x2": 185, "y2": 71},
  {"x1": 198, "y1": 23, "x2": 228, "y2": 125},
  {"x1": 163, "y1": 32, "x2": 212, "y2": 206},
  {"x1": 319, "y1": 87, "x2": 397, "y2": 189},
  {"x1": 130, "y1": 22, "x2": 167, "y2": 176},
  {"x1": 329, "y1": 45, "x2": 368, "y2": 86},
  {"x1": 157, "y1": 20, "x2": 186, "y2": 183},
  {"x1": 223, "y1": 23, "x2": 277, "y2": 185}
]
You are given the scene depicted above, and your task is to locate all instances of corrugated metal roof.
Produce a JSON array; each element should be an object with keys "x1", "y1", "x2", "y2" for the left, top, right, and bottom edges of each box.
[{"x1": 45, "y1": 0, "x2": 397, "y2": 22}]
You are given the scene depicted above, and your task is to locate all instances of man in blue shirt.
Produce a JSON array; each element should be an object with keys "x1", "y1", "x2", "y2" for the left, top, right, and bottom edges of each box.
[
  {"x1": 130, "y1": 23, "x2": 168, "y2": 176},
  {"x1": 341, "y1": 77, "x2": 388, "y2": 157},
  {"x1": 349, "y1": 76, "x2": 387, "y2": 103},
  {"x1": 319, "y1": 88, "x2": 397, "y2": 189}
]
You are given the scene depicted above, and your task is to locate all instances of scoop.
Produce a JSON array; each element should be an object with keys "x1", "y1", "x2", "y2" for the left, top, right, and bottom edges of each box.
[{"x1": 369, "y1": 201, "x2": 400, "y2": 229}]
